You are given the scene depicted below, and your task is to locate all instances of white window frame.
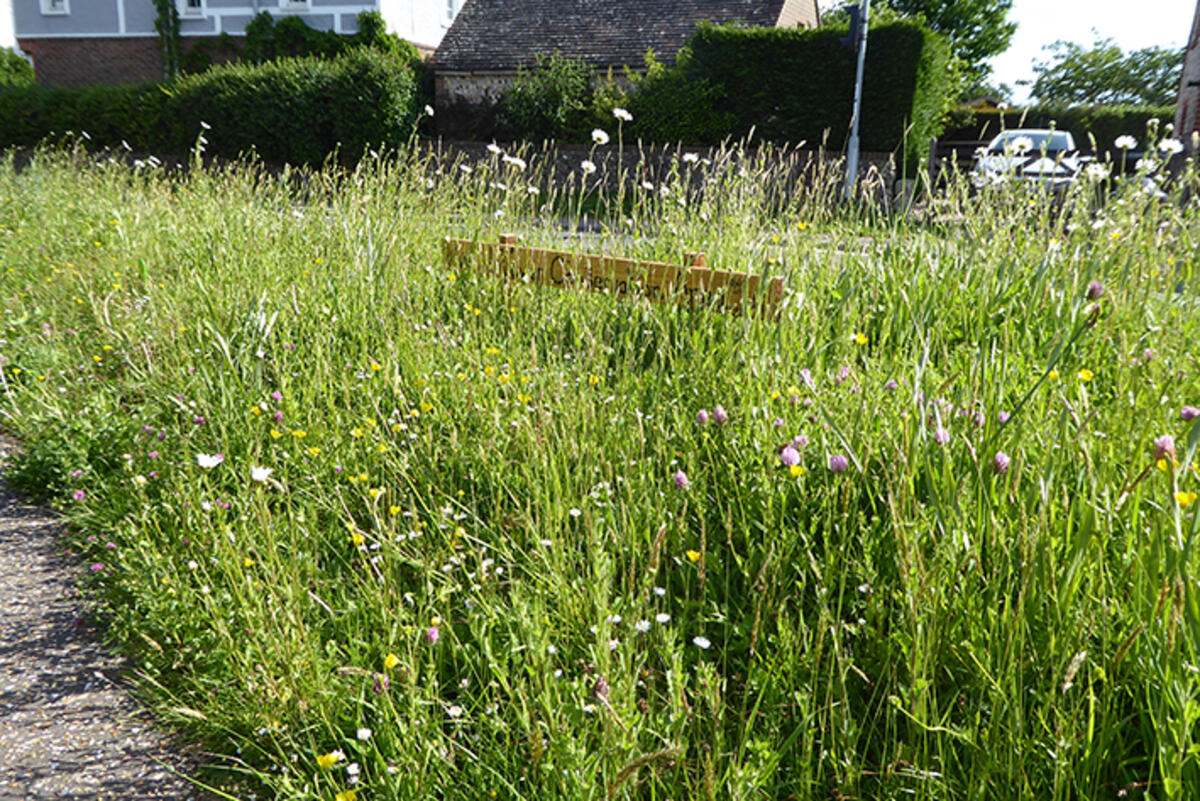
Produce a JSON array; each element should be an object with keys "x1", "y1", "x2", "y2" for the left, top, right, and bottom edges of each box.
[
  {"x1": 280, "y1": 0, "x2": 312, "y2": 12},
  {"x1": 179, "y1": 0, "x2": 205, "y2": 18},
  {"x1": 445, "y1": 0, "x2": 456, "y2": 22},
  {"x1": 39, "y1": 0, "x2": 69, "y2": 16}
]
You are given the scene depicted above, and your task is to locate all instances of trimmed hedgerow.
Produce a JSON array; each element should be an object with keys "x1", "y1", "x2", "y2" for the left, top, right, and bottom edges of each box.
[
  {"x1": 0, "y1": 48, "x2": 427, "y2": 167},
  {"x1": 162, "y1": 48, "x2": 425, "y2": 165},
  {"x1": 661, "y1": 20, "x2": 952, "y2": 168}
]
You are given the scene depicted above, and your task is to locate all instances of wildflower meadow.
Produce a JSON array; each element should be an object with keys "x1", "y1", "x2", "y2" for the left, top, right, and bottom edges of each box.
[{"x1": 0, "y1": 123, "x2": 1199, "y2": 800}]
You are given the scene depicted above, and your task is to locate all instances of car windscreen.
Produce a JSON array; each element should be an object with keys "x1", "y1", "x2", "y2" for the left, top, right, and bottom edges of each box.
[{"x1": 987, "y1": 132, "x2": 1074, "y2": 153}]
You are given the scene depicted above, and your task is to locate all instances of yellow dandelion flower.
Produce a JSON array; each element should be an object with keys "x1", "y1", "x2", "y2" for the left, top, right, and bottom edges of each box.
[
  {"x1": 384, "y1": 652, "x2": 400, "y2": 670},
  {"x1": 336, "y1": 790, "x2": 357, "y2": 801},
  {"x1": 789, "y1": 465, "x2": 805, "y2": 477},
  {"x1": 854, "y1": 332, "x2": 868, "y2": 345},
  {"x1": 307, "y1": 447, "x2": 321, "y2": 456},
  {"x1": 685, "y1": 549, "x2": 701, "y2": 563},
  {"x1": 499, "y1": 373, "x2": 511, "y2": 383},
  {"x1": 796, "y1": 221, "x2": 808, "y2": 231},
  {"x1": 1048, "y1": 369, "x2": 1060, "y2": 381},
  {"x1": 376, "y1": 444, "x2": 388, "y2": 453},
  {"x1": 589, "y1": 373, "x2": 601, "y2": 386},
  {"x1": 1077, "y1": 369, "x2": 1093, "y2": 382},
  {"x1": 102, "y1": 345, "x2": 113, "y2": 352},
  {"x1": 243, "y1": 557, "x2": 254, "y2": 568},
  {"x1": 291, "y1": 429, "x2": 307, "y2": 438},
  {"x1": 351, "y1": 531, "x2": 365, "y2": 547},
  {"x1": 431, "y1": 616, "x2": 443, "y2": 626},
  {"x1": 370, "y1": 361, "x2": 382, "y2": 372},
  {"x1": 249, "y1": 406, "x2": 262, "y2": 416},
  {"x1": 389, "y1": 505, "x2": 402, "y2": 516},
  {"x1": 270, "y1": 429, "x2": 283, "y2": 439},
  {"x1": 454, "y1": 526, "x2": 466, "y2": 539},
  {"x1": 517, "y1": 393, "x2": 531, "y2": 403},
  {"x1": 317, "y1": 751, "x2": 342, "y2": 769},
  {"x1": 351, "y1": 427, "x2": 364, "y2": 438},
  {"x1": 484, "y1": 365, "x2": 496, "y2": 376},
  {"x1": 92, "y1": 355, "x2": 102, "y2": 363},
  {"x1": 409, "y1": 408, "x2": 420, "y2": 418},
  {"x1": 1174, "y1": 491, "x2": 1197, "y2": 508},
  {"x1": 368, "y1": 488, "x2": 383, "y2": 500},
  {"x1": 770, "y1": 390, "x2": 781, "y2": 401},
  {"x1": 421, "y1": 403, "x2": 434, "y2": 413},
  {"x1": 358, "y1": 472, "x2": 368, "y2": 482},
  {"x1": 485, "y1": 347, "x2": 501, "y2": 356}
]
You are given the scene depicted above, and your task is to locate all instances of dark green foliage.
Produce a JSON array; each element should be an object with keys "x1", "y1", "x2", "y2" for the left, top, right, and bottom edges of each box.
[
  {"x1": 886, "y1": 0, "x2": 1016, "y2": 84},
  {"x1": 1028, "y1": 39, "x2": 1183, "y2": 107},
  {"x1": 624, "y1": 49, "x2": 734, "y2": 145},
  {"x1": 153, "y1": 0, "x2": 181, "y2": 80},
  {"x1": 180, "y1": 33, "x2": 241, "y2": 76},
  {"x1": 0, "y1": 47, "x2": 34, "y2": 88},
  {"x1": 645, "y1": 21, "x2": 951, "y2": 168},
  {"x1": 162, "y1": 49, "x2": 424, "y2": 165},
  {"x1": 243, "y1": 10, "x2": 417, "y2": 65},
  {"x1": 0, "y1": 83, "x2": 167, "y2": 149},
  {"x1": 495, "y1": 53, "x2": 594, "y2": 142},
  {"x1": 0, "y1": 49, "x2": 427, "y2": 167},
  {"x1": 943, "y1": 104, "x2": 1178, "y2": 153}
]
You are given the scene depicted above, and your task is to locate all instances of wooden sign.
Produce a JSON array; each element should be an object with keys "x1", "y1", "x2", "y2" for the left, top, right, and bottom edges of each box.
[{"x1": 442, "y1": 235, "x2": 783, "y2": 317}]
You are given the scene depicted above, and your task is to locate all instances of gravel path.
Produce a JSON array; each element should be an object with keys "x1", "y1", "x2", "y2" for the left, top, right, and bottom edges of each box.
[{"x1": 0, "y1": 438, "x2": 212, "y2": 800}]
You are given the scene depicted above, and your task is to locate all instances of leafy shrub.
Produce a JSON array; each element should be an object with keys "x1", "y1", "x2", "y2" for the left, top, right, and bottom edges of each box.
[
  {"x1": 497, "y1": 21, "x2": 951, "y2": 165},
  {"x1": 0, "y1": 47, "x2": 34, "y2": 88},
  {"x1": 243, "y1": 10, "x2": 418, "y2": 65},
  {"x1": 678, "y1": 20, "x2": 952, "y2": 167},
  {"x1": 0, "y1": 83, "x2": 167, "y2": 149},
  {"x1": 496, "y1": 53, "x2": 594, "y2": 142},
  {"x1": 180, "y1": 33, "x2": 242, "y2": 76},
  {"x1": 163, "y1": 48, "x2": 424, "y2": 164},
  {"x1": 0, "y1": 48, "x2": 426, "y2": 166},
  {"x1": 624, "y1": 49, "x2": 734, "y2": 145}
]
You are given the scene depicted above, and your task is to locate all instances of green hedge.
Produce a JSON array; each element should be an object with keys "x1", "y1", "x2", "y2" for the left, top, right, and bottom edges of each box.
[
  {"x1": 630, "y1": 20, "x2": 952, "y2": 168},
  {"x1": 0, "y1": 47, "x2": 34, "y2": 88},
  {"x1": 0, "y1": 48, "x2": 427, "y2": 166},
  {"x1": 942, "y1": 104, "x2": 1178, "y2": 153}
]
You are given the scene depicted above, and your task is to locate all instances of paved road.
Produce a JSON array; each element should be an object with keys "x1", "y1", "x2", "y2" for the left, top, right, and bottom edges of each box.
[{"x1": 0, "y1": 438, "x2": 212, "y2": 801}]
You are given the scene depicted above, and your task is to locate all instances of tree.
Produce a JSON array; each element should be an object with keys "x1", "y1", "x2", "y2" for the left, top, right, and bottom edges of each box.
[
  {"x1": 1026, "y1": 38, "x2": 1182, "y2": 107},
  {"x1": 887, "y1": 0, "x2": 1015, "y2": 83}
]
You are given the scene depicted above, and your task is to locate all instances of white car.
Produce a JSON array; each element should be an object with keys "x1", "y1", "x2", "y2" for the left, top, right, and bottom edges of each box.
[{"x1": 972, "y1": 129, "x2": 1084, "y2": 190}]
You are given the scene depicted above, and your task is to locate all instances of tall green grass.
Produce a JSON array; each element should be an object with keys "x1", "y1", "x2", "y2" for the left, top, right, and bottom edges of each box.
[{"x1": 0, "y1": 133, "x2": 1198, "y2": 801}]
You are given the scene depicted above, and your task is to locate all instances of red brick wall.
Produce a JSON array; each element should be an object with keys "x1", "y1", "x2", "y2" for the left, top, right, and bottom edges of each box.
[{"x1": 18, "y1": 37, "x2": 164, "y2": 87}]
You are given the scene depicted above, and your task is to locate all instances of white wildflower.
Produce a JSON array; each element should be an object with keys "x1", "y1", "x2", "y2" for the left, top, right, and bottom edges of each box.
[{"x1": 196, "y1": 453, "x2": 225, "y2": 469}]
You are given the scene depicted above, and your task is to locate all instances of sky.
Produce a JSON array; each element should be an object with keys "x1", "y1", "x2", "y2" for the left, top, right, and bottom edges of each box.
[{"x1": 819, "y1": 0, "x2": 1195, "y2": 104}]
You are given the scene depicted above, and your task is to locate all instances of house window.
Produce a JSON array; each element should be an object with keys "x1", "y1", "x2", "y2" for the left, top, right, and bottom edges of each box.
[
  {"x1": 179, "y1": 0, "x2": 204, "y2": 18},
  {"x1": 39, "y1": 0, "x2": 69, "y2": 15},
  {"x1": 445, "y1": 0, "x2": 456, "y2": 21},
  {"x1": 281, "y1": 0, "x2": 311, "y2": 11}
]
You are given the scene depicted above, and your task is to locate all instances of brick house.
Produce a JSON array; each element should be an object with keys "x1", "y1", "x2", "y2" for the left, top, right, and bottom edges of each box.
[
  {"x1": 1178, "y1": 0, "x2": 1200, "y2": 151},
  {"x1": 431, "y1": 0, "x2": 820, "y2": 138},
  {"x1": 7, "y1": 0, "x2": 463, "y2": 87}
]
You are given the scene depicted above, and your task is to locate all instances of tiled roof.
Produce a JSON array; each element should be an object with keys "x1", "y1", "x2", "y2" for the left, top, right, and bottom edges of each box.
[{"x1": 433, "y1": 0, "x2": 792, "y2": 72}]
